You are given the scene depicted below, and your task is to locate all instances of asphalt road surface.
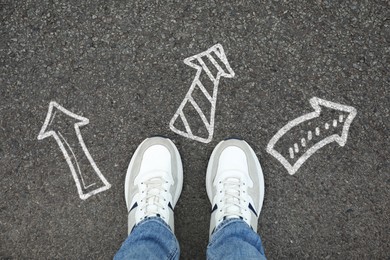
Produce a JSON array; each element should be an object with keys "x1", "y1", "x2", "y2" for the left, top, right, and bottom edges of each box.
[{"x1": 1, "y1": 1, "x2": 389, "y2": 259}]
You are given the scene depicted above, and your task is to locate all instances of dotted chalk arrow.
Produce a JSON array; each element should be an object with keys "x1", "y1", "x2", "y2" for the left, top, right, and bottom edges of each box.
[
  {"x1": 266, "y1": 97, "x2": 357, "y2": 175},
  {"x1": 38, "y1": 101, "x2": 111, "y2": 200}
]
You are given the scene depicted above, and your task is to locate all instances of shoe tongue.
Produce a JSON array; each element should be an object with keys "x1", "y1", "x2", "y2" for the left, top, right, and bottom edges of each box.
[
  {"x1": 214, "y1": 171, "x2": 243, "y2": 185},
  {"x1": 136, "y1": 171, "x2": 169, "y2": 183}
]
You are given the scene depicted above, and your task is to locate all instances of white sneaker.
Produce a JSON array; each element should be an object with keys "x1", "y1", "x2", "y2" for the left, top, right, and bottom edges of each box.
[
  {"x1": 125, "y1": 137, "x2": 183, "y2": 234},
  {"x1": 206, "y1": 139, "x2": 265, "y2": 237}
]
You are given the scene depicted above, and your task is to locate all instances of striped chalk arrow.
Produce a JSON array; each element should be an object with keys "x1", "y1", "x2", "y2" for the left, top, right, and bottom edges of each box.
[
  {"x1": 169, "y1": 44, "x2": 235, "y2": 143},
  {"x1": 267, "y1": 97, "x2": 357, "y2": 175},
  {"x1": 38, "y1": 101, "x2": 111, "y2": 200}
]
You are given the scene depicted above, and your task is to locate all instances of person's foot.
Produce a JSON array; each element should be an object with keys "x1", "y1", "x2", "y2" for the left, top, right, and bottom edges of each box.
[
  {"x1": 206, "y1": 139, "x2": 265, "y2": 237},
  {"x1": 125, "y1": 137, "x2": 183, "y2": 234}
]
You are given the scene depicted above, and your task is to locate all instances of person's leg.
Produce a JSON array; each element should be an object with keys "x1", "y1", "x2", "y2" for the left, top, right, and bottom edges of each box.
[
  {"x1": 114, "y1": 137, "x2": 183, "y2": 260},
  {"x1": 206, "y1": 218, "x2": 266, "y2": 259},
  {"x1": 206, "y1": 139, "x2": 266, "y2": 260},
  {"x1": 114, "y1": 217, "x2": 179, "y2": 259}
]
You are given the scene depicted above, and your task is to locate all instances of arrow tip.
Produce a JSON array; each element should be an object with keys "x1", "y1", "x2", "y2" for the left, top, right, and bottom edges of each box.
[
  {"x1": 37, "y1": 101, "x2": 89, "y2": 140},
  {"x1": 310, "y1": 97, "x2": 357, "y2": 146},
  {"x1": 183, "y1": 44, "x2": 235, "y2": 78}
]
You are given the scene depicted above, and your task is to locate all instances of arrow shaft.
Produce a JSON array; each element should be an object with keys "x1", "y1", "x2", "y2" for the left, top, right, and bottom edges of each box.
[
  {"x1": 58, "y1": 132, "x2": 96, "y2": 190},
  {"x1": 276, "y1": 114, "x2": 345, "y2": 154},
  {"x1": 170, "y1": 68, "x2": 219, "y2": 143},
  {"x1": 53, "y1": 127, "x2": 110, "y2": 200},
  {"x1": 268, "y1": 111, "x2": 319, "y2": 147}
]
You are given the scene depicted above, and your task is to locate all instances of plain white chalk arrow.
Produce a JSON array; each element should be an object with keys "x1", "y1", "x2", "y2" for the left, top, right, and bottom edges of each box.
[
  {"x1": 267, "y1": 97, "x2": 357, "y2": 175},
  {"x1": 38, "y1": 101, "x2": 111, "y2": 200}
]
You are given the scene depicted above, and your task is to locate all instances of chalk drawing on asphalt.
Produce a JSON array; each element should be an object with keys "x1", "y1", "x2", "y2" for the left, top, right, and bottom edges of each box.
[
  {"x1": 38, "y1": 101, "x2": 111, "y2": 200},
  {"x1": 266, "y1": 97, "x2": 357, "y2": 175},
  {"x1": 169, "y1": 43, "x2": 235, "y2": 143}
]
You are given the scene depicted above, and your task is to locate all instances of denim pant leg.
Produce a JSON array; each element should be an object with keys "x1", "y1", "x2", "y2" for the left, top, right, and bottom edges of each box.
[
  {"x1": 206, "y1": 218, "x2": 266, "y2": 260},
  {"x1": 114, "y1": 217, "x2": 180, "y2": 260}
]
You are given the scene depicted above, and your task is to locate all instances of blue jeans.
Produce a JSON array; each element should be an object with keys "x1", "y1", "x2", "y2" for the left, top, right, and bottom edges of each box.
[{"x1": 114, "y1": 217, "x2": 266, "y2": 259}]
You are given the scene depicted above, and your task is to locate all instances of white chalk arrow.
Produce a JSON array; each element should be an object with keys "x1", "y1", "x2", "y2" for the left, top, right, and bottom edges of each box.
[
  {"x1": 267, "y1": 97, "x2": 357, "y2": 175},
  {"x1": 38, "y1": 101, "x2": 111, "y2": 200},
  {"x1": 169, "y1": 44, "x2": 235, "y2": 143}
]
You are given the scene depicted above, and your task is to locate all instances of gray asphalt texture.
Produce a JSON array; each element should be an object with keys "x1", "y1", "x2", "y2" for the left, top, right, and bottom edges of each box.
[{"x1": 1, "y1": 0, "x2": 389, "y2": 259}]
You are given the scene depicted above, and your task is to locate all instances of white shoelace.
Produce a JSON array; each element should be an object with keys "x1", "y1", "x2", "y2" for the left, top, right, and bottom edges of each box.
[
  {"x1": 139, "y1": 177, "x2": 169, "y2": 220},
  {"x1": 217, "y1": 177, "x2": 248, "y2": 222}
]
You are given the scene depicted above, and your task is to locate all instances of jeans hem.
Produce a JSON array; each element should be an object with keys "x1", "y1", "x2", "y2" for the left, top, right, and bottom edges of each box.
[
  {"x1": 210, "y1": 218, "x2": 250, "y2": 242},
  {"x1": 133, "y1": 216, "x2": 174, "y2": 234}
]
